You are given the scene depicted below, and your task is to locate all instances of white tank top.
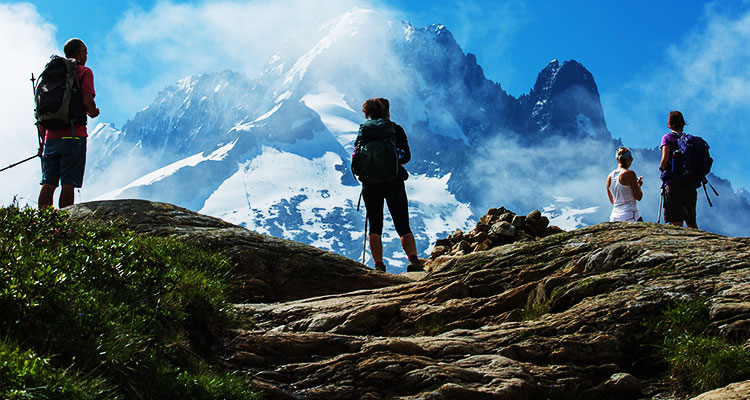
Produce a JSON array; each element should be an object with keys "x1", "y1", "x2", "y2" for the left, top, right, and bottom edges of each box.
[{"x1": 608, "y1": 168, "x2": 640, "y2": 221}]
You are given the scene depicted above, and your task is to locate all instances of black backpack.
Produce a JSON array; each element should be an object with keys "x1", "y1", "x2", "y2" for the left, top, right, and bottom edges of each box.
[
  {"x1": 34, "y1": 56, "x2": 85, "y2": 130},
  {"x1": 352, "y1": 120, "x2": 399, "y2": 184}
]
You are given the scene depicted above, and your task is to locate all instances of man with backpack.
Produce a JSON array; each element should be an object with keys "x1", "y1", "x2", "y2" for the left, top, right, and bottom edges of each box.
[
  {"x1": 36, "y1": 38, "x2": 99, "y2": 209},
  {"x1": 659, "y1": 110, "x2": 712, "y2": 228},
  {"x1": 352, "y1": 98, "x2": 423, "y2": 273}
]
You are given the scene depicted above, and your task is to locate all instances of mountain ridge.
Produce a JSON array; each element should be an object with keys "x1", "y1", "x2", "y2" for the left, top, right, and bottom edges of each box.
[{"x1": 85, "y1": 9, "x2": 750, "y2": 269}]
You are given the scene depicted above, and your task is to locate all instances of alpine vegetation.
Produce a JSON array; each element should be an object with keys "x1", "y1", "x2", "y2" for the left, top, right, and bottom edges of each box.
[{"x1": 0, "y1": 205, "x2": 259, "y2": 399}]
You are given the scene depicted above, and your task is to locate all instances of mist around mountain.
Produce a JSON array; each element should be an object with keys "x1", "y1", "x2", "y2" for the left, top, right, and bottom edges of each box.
[{"x1": 85, "y1": 8, "x2": 750, "y2": 270}]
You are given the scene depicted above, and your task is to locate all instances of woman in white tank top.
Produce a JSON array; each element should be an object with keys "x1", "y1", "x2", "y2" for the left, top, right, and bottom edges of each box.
[{"x1": 606, "y1": 147, "x2": 644, "y2": 222}]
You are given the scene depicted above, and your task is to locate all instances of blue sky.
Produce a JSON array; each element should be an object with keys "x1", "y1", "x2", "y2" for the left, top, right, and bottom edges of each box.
[{"x1": 2, "y1": 0, "x2": 750, "y2": 198}]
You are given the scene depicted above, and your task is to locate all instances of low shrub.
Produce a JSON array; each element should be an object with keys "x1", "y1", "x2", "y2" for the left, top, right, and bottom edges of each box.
[
  {"x1": 644, "y1": 298, "x2": 750, "y2": 394},
  {"x1": 0, "y1": 205, "x2": 260, "y2": 399}
]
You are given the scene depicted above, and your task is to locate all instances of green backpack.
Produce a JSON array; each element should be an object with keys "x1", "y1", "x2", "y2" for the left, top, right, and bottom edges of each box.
[{"x1": 352, "y1": 119, "x2": 399, "y2": 184}]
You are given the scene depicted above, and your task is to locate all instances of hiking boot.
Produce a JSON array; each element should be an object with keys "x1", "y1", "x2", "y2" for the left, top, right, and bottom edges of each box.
[
  {"x1": 374, "y1": 262, "x2": 386, "y2": 272},
  {"x1": 406, "y1": 257, "x2": 424, "y2": 272}
]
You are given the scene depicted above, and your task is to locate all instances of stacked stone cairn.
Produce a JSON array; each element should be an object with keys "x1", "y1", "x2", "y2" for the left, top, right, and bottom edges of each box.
[{"x1": 429, "y1": 207, "x2": 565, "y2": 261}]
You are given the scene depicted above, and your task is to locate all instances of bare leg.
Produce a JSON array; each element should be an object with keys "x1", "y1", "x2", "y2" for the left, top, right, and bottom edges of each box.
[
  {"x1": 38, "y1": 184, "x2": 56, "y2": 209},
  {"x1": 59, "y1": 185, "x2": 75, "y2": 208},
  {"x1": 400, "y1": 233, "x2": 417, "y2": 258},
  {"x1": 369, "y1": 234, "x2": 383, "y2": 263}
]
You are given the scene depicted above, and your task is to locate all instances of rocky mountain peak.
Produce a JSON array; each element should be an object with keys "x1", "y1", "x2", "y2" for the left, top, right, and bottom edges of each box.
[
  {"x1": 522, "y1": 59, "x2": 609, "y2": 140},
  {"x1": 120, "y1": 70, "x2": 258, "y2": 159},
  {"x1": 531, "y1": 59, "x2": 598, "y2": 98}
]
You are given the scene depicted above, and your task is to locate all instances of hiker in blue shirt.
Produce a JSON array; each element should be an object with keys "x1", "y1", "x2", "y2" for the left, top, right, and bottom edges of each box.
[{"x1": 353, "y1": 98, "x2": 423, "y2": 273}]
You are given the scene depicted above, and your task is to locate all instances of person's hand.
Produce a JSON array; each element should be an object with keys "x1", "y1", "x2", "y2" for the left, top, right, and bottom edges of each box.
[
  {"x1": 637, "y1": 176, "x2": 643, "y2": 186},
  {"x1": 89, "y1": 108, "x2": 100, "y2": 118},
  {"x1": 37, "y1": 146, "x2": 43, "y2": 157}
]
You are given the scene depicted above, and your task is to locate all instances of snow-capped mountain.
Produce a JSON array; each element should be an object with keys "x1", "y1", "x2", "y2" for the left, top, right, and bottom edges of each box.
[{"x1": 86, "y1": 8, "x2": 750, "y2": 270}]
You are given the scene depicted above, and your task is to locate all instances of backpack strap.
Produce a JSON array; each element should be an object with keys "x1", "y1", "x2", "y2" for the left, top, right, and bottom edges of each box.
[{"x1": 69, "y1": 59, "x2": 85, "y2": 128}]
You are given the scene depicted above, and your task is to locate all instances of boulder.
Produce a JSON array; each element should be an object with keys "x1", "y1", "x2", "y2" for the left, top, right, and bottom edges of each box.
[
  {"x1": 490, "y1": 221, "x2": 517, "y2": 238},
  {"x1": 544, "y1": 225, "x2": 564, "y2": 237},
  {"x1": 430, "y1": 245, "x2": 450, "y2": 259},
  {"x1": 692, "y1": 380, "x2": 750, "y2": 400},
  {"x1": 526, "y1": 210, "x2": 542, "y2": 221},
  {"x1": 511, "y1": 215, "x2": 526, "y2": 228},
  {"x1": 499, "y1": 212, "x2": 515, "y2": 223},
  {"x1": 66, "y1": 200, "x2": 409, "y2": 303}
]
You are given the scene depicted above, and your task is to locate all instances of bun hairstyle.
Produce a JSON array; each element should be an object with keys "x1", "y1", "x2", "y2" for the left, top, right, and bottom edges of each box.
[
  {"x1": 616, "y1": 147, "x2": 633, "y2": 166},
  {"x1": 362, "y1": 98, "x2": 390, "y2": 120}
]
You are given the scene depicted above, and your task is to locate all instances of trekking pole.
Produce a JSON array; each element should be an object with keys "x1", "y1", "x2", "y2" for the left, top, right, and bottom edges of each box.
[
  {"x1": 702, "y1": 178, "x2": 719, "y2": 207},
  {"x1": 0, "y1": 155, "x2": 38, "y2": 173},
  {"x1": 362, "y1": 217, "x2": 368, "y2": 265},
  {"x1": 357, "y1": 189, "x2": 368, "y2": 265},
  {"x1": 31, "y1": 73, "x2": 45, "y2": 152},
  {"x1": 657, "y1": 186, "x2": 664, "y2": 223}
]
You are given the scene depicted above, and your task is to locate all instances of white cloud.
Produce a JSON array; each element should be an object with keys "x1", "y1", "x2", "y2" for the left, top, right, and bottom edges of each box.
[
  {"x1": 95, "y1": 0, "x2": 385, "y2": 128},
  {"x1": 0, "y1": 3, "x2": 57, "y2": 206},
  {"x1": 601, "y1": 3, "x2": 750, "y2": 191}
]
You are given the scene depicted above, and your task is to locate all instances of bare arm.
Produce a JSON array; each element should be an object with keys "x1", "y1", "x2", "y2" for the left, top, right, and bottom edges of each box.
[
  {"x1": 659, "y1": 145, "x2": 670, "y2": 172},
  {"x1": 620, "y1": 170, "x2": 643, "y2": 201},
  {"x1": 36, "y1": 124, "x2": 45, "y2": 156},
  {"x1": 82, "y1": 93, "x2": 99, "y2": 118},
  {"x1": 606, "y1": 175, "x2": 613, "y2": 204}
]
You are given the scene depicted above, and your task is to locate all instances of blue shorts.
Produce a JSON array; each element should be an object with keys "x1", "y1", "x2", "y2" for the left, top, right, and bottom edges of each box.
[{"x1": 40, "y1": 137, "x2": 87, "y2": 188}]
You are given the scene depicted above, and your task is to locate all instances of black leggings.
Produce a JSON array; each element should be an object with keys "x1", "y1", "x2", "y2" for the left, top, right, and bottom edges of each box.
[{"x1": 362, "y1": 179, "x2": 412, "y2": 237}]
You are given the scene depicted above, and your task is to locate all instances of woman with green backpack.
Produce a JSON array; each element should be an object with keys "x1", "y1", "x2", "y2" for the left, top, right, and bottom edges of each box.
[{"x1": 352, "y1": 98, "x2": 423, "y2": 273}]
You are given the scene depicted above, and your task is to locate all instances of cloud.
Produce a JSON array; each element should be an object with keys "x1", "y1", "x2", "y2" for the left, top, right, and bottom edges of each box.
[
  {"x1": 0, "y1": 3, "x2": 57, "y2": 206},
  {"x1": 469, "y1": 134, "x2": 617, "y2": 217},
  {"x1": 95, "y1": 0, "x2": 388, "y2": 128},
  {"x1": 601, "y1": 2, "x2": 750, "y2": 191},
  {"x1": 466, "y1": 131, "x2": 686, "y2": 230}
]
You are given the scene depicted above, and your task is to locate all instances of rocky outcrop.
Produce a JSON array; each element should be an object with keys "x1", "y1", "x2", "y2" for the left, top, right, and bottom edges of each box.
[
  {"x1": 68, "y1": 201, "x2": 750, "y2": 399},
  {"x1": 428, "y1": 207, "x2": 563, "y2": 262},
  {"x1": 691, "y1": 380, "x2": 750, "y2": 399},
  {"x1": 222, "y1": 223, "x2": 749, "y2": 399},
  {"x1": 66, "y1": 200, "x2": 409, "y2": 302}
]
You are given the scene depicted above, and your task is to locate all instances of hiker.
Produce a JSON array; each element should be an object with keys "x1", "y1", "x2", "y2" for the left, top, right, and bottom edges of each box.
[
  {"x1": 606, "y1": 147, "x2": 643, "y2": 222},
  {"x1": 37, "y1": 38, "x2": 99, "y2": 209},
  {"x1": 659, "y1": 111, "x2": 698, "y2": 228},
  {"x1": 353, "y1": 98, "x2": 423, "y2": 272}
]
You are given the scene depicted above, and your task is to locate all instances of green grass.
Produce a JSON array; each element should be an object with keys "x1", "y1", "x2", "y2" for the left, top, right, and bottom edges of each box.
[
  {"x1": 0, "y1": 205, "x2": 261, "y2": 399},
  {"x1": 521, "y1": 296, "x2": 551, "y2": 321},
  {"x1": 416, "y1": 315, "x2": 447, "y2": 336},
  {"x1": 644, "y1": 299, "x2": 750, "y2": 394}
]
